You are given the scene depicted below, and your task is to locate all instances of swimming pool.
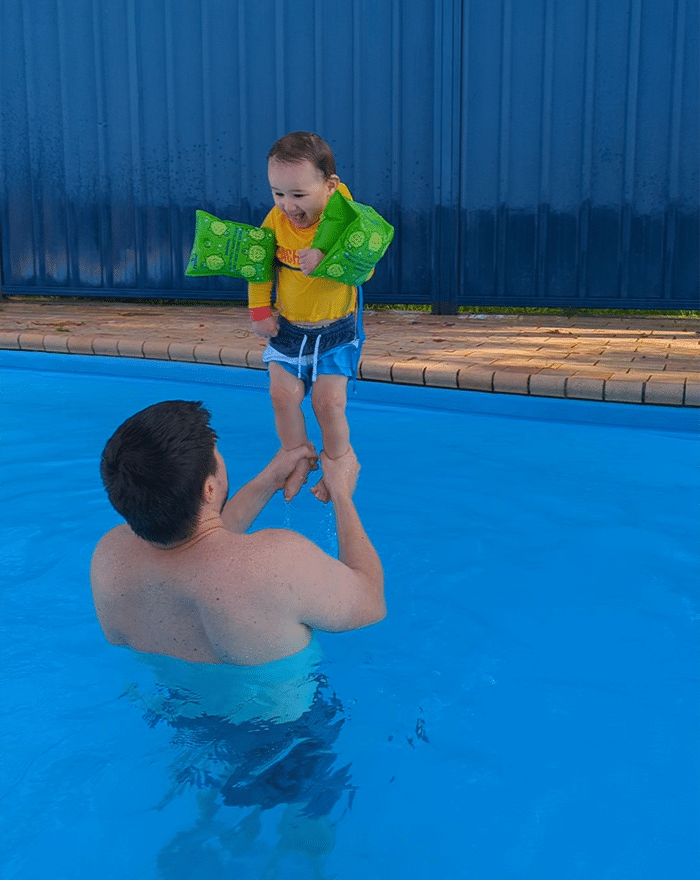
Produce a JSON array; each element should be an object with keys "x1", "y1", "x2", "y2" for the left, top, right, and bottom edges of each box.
[{"x1": 1, "y1": 350, "x2": 698, "y2": 880}]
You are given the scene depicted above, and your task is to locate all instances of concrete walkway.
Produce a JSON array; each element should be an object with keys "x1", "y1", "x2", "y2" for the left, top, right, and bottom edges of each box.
[{"x1": 1, "y1": 297, "x2": 698, "y2": 406}]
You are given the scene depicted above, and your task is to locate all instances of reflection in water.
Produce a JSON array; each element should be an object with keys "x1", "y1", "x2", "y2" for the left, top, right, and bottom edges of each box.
[{"x1": 122, "y1": 639, "x2": 354, "y2": 879}]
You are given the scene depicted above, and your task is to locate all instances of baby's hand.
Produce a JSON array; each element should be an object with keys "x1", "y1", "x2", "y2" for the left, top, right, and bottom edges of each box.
[
  {"x1": 298, "y1": 248, "x2": 325, "y2": 276},
  {"x1": 252, "y1": 315, "x2": 279, "y2": 338}
]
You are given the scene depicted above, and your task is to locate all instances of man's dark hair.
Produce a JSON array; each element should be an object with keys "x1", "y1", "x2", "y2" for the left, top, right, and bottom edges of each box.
[
  {"x1": 268, "y1": 131, "x2": 337, "y2": 180},
  {"x1": 100, "y1": 400, "x2": 218, "y2": 545}
]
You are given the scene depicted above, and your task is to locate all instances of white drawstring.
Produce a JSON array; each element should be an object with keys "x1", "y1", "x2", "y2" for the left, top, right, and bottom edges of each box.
[
  {"x1": 297, "y1": 334, "x2": 308, "y2": 379},
  {"x1": 311, "y1": 334, "x2": 321, "y2": 384}
]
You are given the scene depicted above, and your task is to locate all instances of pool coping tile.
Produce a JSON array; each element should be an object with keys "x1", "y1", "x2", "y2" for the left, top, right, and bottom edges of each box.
[
  {"x1": 117, "y1": 338, "x2": 145, "y2": 358},
  {"x1": 167, "y1": 342, "x2": 196, "y2": 361},
  {"x1": 643, "y1": 379, "x2": 686, "y2": 407},
  {"x1": 0, "y1": 330, "x2": 21, "y2": 349},
  {"x1": 684, "y1": 380, "x2": 700, "y2": 408},
  {"x1": 18, "y1": 332, "x2": 46, "y2": 351},
  {"x1": 42, "y1": 333, "x2": 71, "y2": 353},
  {"x1": 143, "y1": 339, "x2": 172, "y2": 360},
  {"x1": 245, "y1": 349, "x2": 265, "y2": 370},
  {"x1": 566, "y1": 376, "x2": 605, "y2": 401},
  {"x1": 193, "y1": 343, "x2": 223, "y2": 365},
  {"x1": 493, "y1": 369, "x2": 531, "y2": 395},
  {"x1": 92, "y1": 337, "x2": 121, "y2": 357},
  {"x1": 423, "y1": 362, "x2": 460, "y2": 388},
  {"x1": 528, "y1": 371, "x2": 568, "y2": 398},
  {"x1": 390, "y1": 360, "x2": 426, "y2": 385},
  {"x1": 66, "y1": 335, "x2": 96, "y2": 355},
  {"x1": 457, "y1": 367, "x2": 495, "y2": 392},
  {"x1": 220, "y1": 346, "x2": 249, "y2": 368},
  {"x1": 359, "y1": 357, "x2": 393, "y2": 383},
  {"x1": 604, "y1": 378, "x2": 645, "y2": 404}
]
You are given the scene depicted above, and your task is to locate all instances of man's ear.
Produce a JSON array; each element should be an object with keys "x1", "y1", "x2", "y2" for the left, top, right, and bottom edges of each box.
[
  {"x1": 202, "y1": 474, "x2": 217, "y2": 504},
  {"x1": 326, "y1": 174, "x2": 340, "y2": 195}
]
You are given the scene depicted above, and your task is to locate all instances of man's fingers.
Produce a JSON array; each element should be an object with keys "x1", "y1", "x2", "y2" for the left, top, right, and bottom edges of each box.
[
  {"x1": 319, "y1": 447, "x2": 359, "y2": 497},
  {"x1": 286, "y1": 444, "x2": 319, "y2": 471},
  {"x1": 320, "y1": 447, "x2": 357, "y2": 469}
]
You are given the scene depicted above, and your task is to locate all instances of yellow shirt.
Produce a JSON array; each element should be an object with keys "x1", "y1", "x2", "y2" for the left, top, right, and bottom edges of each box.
[{"x1": 248, "y1": 182, "x2": 357, "y2": 324}]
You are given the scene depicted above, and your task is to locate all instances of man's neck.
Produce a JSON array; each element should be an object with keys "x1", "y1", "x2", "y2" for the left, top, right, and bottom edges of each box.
[{"x1": 151, "y1": 516, "x2": 224, "y2": 552}]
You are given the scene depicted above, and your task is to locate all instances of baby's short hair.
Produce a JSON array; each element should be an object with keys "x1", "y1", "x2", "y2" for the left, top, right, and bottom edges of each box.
[{"x1": 268, "y1": 131, "x2": 336, "y2": 180}]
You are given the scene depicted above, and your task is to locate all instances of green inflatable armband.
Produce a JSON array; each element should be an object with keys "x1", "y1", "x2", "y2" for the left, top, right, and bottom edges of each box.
[
  {"x1": 310, "y1": 191, "x2": 394, "y2": 285},
  {"x1": 185, "y1": 211, "x2": 275, "y2": 282}
]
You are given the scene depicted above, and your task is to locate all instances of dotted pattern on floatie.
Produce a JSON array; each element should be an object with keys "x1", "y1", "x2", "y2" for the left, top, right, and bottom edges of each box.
[
  {"x1": 310, "y1": 191, "x2": 394, "y2": 285},
  {"x1": 185, "y1": 211, "x2": 275, "y2": 282}
]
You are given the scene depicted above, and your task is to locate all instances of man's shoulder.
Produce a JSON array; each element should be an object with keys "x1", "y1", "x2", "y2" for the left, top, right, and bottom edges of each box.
[
  {"x1": 91, "y1": 524, "x2": 136, "y2": 573},
  {"x1": 93, "y1": 523, "x2": 133, "y2": 553},
  {"x1": 229, "y1": 526, "x2": 311, "y2": 553},
  {"x1": 227, "y1": 527, "x2": 321, "y2": 575}
]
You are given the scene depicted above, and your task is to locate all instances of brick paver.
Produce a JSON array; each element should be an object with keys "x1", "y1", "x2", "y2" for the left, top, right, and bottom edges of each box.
[{"x1": 1, "y1": 297, "x2": 698, "y2": 406}]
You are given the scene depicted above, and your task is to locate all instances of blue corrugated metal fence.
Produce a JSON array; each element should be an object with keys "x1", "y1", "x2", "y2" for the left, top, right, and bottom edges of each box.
[{"x1": 1, "y1": 0, "x2": 697, "y2": 309}]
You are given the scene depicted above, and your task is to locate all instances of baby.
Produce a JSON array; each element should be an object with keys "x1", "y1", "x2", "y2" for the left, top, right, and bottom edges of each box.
[{"x1": 248, "y1": 132, "x2": 367, "y2": 502}]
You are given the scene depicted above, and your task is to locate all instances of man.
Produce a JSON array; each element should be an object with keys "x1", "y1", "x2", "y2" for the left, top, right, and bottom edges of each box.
[{"x1": 90, "y1": 399, "x2": 385, "y2": 666}]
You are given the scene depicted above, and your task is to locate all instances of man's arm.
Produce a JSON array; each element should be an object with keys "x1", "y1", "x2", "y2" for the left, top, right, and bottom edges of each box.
[
  {"x1": 320, "y1": 448, "x2": 384, "y2": 604},
  {"x1": 277, "y1": 448, "x2": 385, "y2": 632},
  {"x1": 221, "y1": 445, "x2": 317, "y2": 533}
]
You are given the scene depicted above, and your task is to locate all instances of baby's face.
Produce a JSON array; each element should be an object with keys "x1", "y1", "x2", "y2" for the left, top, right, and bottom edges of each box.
[{"x1": 268, "y1": 159, "x2": 338, "y2": 229}]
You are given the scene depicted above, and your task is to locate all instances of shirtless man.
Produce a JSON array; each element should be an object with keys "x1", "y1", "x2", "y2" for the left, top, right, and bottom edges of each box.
[{"x1": 90, "y1": 400, "x2": 384, "y2": 665}]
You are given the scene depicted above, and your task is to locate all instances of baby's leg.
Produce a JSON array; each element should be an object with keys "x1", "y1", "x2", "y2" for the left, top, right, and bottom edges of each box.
[
  {"x1": 311, "y1": 374, "x2": 350, "y2": 503},
  {"x1": 268, "y1": 362, "x2": 315, "y2": 501}
]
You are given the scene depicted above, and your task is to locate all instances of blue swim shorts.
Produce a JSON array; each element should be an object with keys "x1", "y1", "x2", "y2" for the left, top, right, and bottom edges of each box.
[
  {"x1": 135, "y1": 673, "x2": 355, "y2": 819},
  {"x1": 263, "y1": 314, "x2": 363, "y2": 396}
]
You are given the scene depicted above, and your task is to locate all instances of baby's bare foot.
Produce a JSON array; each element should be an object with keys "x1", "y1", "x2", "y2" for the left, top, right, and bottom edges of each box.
[
  {"x1": 283, "y1": 456, "x2": 314, "y2": 502},
  {"x1": 310, "y1": 476, "x2": 331, "y2": 504}
]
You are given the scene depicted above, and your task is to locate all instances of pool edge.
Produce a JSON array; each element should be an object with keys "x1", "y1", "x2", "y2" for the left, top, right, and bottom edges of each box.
[{"x1": 0, "y1": 333, "x2": 697, "y2": 408}]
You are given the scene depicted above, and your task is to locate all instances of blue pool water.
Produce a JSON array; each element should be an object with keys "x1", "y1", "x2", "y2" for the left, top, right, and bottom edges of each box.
[{"x1": 1, "y1": 350, "x2": 698, "y2": 880}]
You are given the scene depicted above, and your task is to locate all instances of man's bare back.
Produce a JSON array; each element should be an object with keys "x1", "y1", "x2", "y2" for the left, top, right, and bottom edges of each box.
[
  {"x1": 91, "y1": 408, "x2": 384, "y2": 667},
  {"x1": 92, "y1": 525, "x2": 314, "y2": 664}
]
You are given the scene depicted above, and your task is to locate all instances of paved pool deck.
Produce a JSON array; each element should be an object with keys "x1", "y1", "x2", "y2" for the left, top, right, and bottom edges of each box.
[{"x1": 1, "y1": 297, "x2": 698, "y2": 407}]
